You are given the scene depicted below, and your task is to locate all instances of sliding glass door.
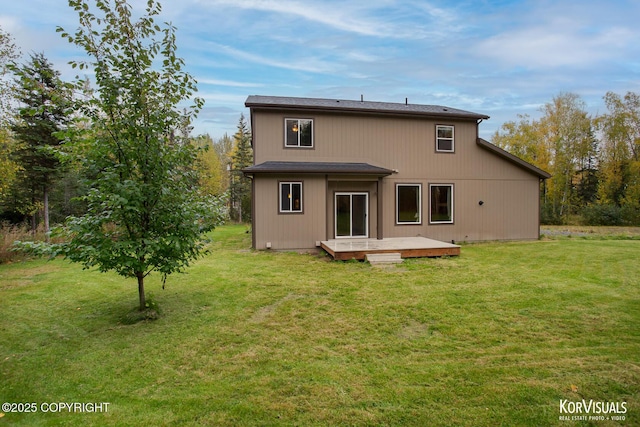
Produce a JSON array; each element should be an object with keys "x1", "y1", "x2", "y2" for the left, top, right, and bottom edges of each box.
[{"x1": 335, "y1": 193, "x2": 368, "y2": 238}]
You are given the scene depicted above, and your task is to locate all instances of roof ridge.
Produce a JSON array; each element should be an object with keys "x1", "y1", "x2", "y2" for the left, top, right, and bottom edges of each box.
[{"x1": 245, "y1": 95, "x2": 489, "y2": 120}]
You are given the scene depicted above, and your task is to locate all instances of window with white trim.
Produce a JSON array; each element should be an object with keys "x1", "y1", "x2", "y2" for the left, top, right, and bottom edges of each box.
[
  {"x1": 280, "y1": 182, "x2": 303, "y2": 213},
  {"x1": 396, "y1": 184, "x2": 421, "y2": 224},
  {"x1": 436, "y1": 125, "x2": 454, "y2": 152},
  {"x1": 430, "y1": 184, "x2": 453, "y2": 224},
  {"x1": 285, "y1": 119, "x2": 313, "y2": 147}
]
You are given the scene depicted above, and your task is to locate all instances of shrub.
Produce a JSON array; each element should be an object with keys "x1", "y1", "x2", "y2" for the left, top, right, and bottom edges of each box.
[
  {"x1": 541, "y1": 203, "x2": 563, "y2": 225},
  {"x1": 621, "y1": 204, "x2": 640, "y2": 226},
  {"x1": 0, "y1": 222, "x2": 47, "y2": 263},
  {"x1": 581, "y1": 204, "x2": 623, "y2": 226}
]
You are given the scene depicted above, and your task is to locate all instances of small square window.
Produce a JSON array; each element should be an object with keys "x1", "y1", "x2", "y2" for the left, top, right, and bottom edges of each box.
[
  {"x1": 285, "y1": 119, "x2": 313, "y2": 147},
  {"x1": 396, "y1": 184, "x2": 421, "y2": 224},
  {"x1": 436, "y1": 125, "x2": 454, "y2": 152},
  {"x1": 280, "y1": 182, "x2": 303, "y2": 213},
  {"x1": 430, "y1": 184, "x2": 453, "y2": 224}
]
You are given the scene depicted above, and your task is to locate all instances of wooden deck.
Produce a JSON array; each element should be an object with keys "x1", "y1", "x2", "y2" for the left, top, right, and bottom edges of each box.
[{"x1": 321, "y1": 237, "x2": 460, "y2": 261}]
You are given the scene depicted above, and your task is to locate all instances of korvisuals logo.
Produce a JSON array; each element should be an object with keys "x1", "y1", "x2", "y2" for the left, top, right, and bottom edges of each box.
[
  {"x1": 559, "y1": 399, "x2": 627, "y2": 414},
  {"x1": 558, "y1": 399, "x2": 627, "y2": 422}
]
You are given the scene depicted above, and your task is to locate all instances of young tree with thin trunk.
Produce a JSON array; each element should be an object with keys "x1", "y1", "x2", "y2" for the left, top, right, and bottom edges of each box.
[{"x1": 56, "y1": 0, "x2": 219, "y2": 311}]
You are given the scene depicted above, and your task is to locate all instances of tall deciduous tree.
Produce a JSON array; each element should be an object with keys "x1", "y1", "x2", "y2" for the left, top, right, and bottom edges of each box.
[
  {"x1": 230, "y1": 114, "x2": 252, "y2": 222},
  {"x1": 596, "y1": 91, "x2": 640, "y2": 223},
  {"x1": 538, "y1": 93, "x2": 595, "y2": 220},
  {"x1": 0, "y1": 129, "x2": 20, "y2": 205},
  {"x1": 0, "y1": 26, "x2": 20, "y2": 120},
  {"x1": 214, "y1": 133, "x2": 233, "y2": 172},
  {"x1": 491, "y1": 113, "x2": 550, "y2": 171},
  {"x1": 10, "y1": 53, "x2": 71, "y2": 233},
  {"x1": 56, "y1": 0, "x2": 218, "y2": 311},
  {"x1": 192, "y1": 134, "x2": 225, "y2": 196},
  {"x1": 493, "y1": 93, "x2": 596, "y2": 223}
]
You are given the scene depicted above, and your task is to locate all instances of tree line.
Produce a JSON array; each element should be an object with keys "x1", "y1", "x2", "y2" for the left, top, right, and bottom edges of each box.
[
  {"x1": 0, "y1": 29, "x2": 253, "y2": 231},
  {"x1": 492, "y1": 92, "x2": 640, "y2": 226}
]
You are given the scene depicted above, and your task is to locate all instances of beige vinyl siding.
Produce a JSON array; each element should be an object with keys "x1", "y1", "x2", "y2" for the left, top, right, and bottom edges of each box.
[
  {"x1": 376, "y1": 178, "x2": 540, "y2": 242},
  {"x1": 250, "y1": 108, "x2": 543, "y2": 247},
  {"x1": 253, "y1": 110, "x2": 532, "y2": 180},
  {"x1": 253, "y1": 175, "x2": 327, "y2": 250}
]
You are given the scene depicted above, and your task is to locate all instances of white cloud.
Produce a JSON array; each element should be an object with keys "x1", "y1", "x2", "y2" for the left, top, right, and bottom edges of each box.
[
  {"x1": 476, "y1": 22, "x2": 636, "y2": 69},
  {"x1": 203, "y1": 41, "x2": 339, "y2": 74},
  {"x1": 0, "y1": 15, "x2": 20, "y2": 33},
  {"x1": 195, "y1": 0, "x2": 437, "y2": 39},
  {"x1": 197, "y1": 78, "x2": 264, "y2": 88}
]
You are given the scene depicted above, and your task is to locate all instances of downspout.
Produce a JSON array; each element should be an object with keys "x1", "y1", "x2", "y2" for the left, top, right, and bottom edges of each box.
[
  {"x1": 247, "y1": 105, "x2": 257, "y2": 249},
  {"x1": 250, "y1": 175, "x2": 255, "y2": 248},
  {"x1": 325, "y1": 174, "x2": 330, "y2": 241},
  {"x1": 377, "y1": 177, "x2": 384, "y2": 240},
  {"x1": 476, "y1": 119, "x2": 484, "y2": 140}
]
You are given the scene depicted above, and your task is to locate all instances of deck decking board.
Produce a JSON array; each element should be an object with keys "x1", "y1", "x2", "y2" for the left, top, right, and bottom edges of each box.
[{"x1": 321, "y1": 237, "x2": 460, "y2": 260}]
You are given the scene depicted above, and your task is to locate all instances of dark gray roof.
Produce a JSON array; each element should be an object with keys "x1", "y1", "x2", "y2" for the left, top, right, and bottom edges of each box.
[
  {"x1": 477, "y1": 138, "x2": 551, "y2": 179},
  {"x1": 246, "y1": 95, "x2": 489, "y2": 120},
  {"x1": 243, "y1": 161, "x2": 393, "y2": 176}
]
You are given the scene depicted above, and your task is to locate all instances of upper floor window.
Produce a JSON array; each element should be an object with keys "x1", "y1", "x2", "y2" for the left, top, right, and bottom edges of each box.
[
  {"x1": 436, "y1": 125, "x2": 454, "y2": 152},
  {"x1": 285, "y1": 119, "x2": 313, "y2": 148}
]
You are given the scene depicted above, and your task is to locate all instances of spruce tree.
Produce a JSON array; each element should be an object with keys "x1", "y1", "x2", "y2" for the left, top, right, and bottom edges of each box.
[
  {"x1": 230, "y1": 114, "x2": 252, "y2": 223},
  {"x1": 10, "y1": 52, "x2": 71, "y2": 233}
]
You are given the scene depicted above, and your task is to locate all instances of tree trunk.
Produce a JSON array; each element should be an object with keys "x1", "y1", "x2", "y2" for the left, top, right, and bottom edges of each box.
[
  {"x1": 137, "y1": 272, "x2": 146, "y2": 311},
  {"x1": 43, "y1": 186, "x2": 50, "y2": 242},
  {"x1": 31, "y1": 187, "x2": 37, "y2": 234}
]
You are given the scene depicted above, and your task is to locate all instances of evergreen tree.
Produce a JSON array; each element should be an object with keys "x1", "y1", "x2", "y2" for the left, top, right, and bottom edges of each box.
[
  {"x1": 10, "y1": 52, "x2": 71, "y2": 232},
  {"x1": 230, "y1": 114, "x2": 252, "y2": 222}
]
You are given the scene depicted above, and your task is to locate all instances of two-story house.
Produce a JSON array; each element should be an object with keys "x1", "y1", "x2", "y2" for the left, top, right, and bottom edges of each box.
[{"x1": 243, "y1": 95, "x2": 550, "y2": 253}]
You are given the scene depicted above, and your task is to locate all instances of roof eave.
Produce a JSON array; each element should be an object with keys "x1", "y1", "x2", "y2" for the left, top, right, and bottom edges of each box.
[{"x1": 242, "y1": 161, "x2": 394, "y2": 177}]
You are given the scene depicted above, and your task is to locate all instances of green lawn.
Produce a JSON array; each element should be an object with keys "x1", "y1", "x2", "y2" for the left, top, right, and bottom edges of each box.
[{"x1": 1, "y1": 225, "x2": 638, "y2": 426}]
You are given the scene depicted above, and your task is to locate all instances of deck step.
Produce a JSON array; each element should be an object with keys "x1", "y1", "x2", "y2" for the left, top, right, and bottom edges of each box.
[{"x1": 366, "y1": 253, "x2": 403, "y2": 266}]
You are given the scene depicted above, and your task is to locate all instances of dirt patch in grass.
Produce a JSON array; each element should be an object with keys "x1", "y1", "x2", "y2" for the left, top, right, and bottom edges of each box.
[{"x1": 249, "y1": 293, "x2": 302, "y2": 323}]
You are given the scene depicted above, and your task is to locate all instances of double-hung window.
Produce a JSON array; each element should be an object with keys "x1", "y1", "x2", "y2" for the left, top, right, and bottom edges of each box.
[
  {"x1": 280, "y1": 182, "x2": 303, "y2": 213},
  {"x1": 396, "y1": 184, "x2": 421, "y2": 224},
  {"x1": 430, "y1": 184, "x2": 454, "y2": 224},
  {"x1": 436, "y1": 125, "x2": 454, "y2": 152},
  {"x1": 285, "y1": 119, "x2": 313, "y2": 147}
]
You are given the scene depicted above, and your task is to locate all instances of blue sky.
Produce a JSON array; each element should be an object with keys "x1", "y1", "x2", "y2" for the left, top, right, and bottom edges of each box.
[{"x1": 1, "y1": 0, "x2": 639, "y2": 140}]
